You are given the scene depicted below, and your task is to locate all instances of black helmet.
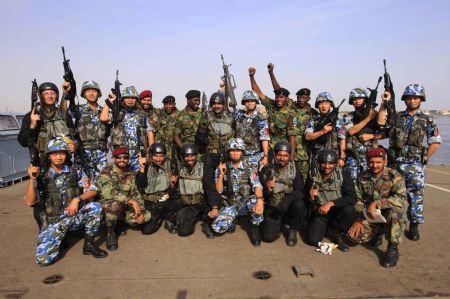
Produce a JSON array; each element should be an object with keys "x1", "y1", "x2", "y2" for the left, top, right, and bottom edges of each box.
[
  {"x1": 210, "y1": 92, "x2": 226, "y2": 105},
  {"x1": 38, "y1": 82, "x2": 59, "y2": 96},
  {"x1": 273, "y1": 141, "x2": 292, "y2": 153},
  {"x1": 317, "y1": 149, "x2": 338, "y2": 164},
  {"x1": 150, "y1": 143, "x2": 166, "y2": 154},
  {"x1": 181, "y1": 143, "x2": 198, "y2": 156}
]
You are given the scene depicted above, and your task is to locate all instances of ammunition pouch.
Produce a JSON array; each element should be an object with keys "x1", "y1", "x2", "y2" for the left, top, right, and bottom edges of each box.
[{"x1": 142, "y1": 191, "x2": 169, "y2": 202}]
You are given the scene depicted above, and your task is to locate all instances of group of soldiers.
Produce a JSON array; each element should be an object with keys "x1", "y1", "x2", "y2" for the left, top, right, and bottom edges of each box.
[{"x1": 19, "y1": 63, "x2": 441, "y2": 269}]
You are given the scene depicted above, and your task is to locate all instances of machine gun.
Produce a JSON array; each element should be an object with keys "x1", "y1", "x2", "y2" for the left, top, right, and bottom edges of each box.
[
  {"x1": 353, "y1": 77, "x2": 382, "y2": 124},
  {"x1": 28, "y1": 79, "x2": 41, "y2": 176},
  {"x1": 383, "y1": 59, "x2": 397, "y2": 127},
  {"x1": 313, "y1": 98, "x2": 345, "y2": 144},
  {"x1": 220, "y1": 55, "x2": 237, "y2": 115},
  {"x1": 111, "y1": 70, "x2": 122, "y2": 126},
  {"x1": 61, "y1": 46, "x2": 80, "y2": 125}
]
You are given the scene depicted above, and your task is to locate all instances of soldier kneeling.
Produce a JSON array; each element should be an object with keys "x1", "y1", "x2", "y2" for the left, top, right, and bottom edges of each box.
[
  {"x1": 347, "y1": 147, "x2": 408, "y2": 268},
  {"x1": 96, "y1": 147, "x2": 151, "y2": 251},
  {"x1": 26, "y1": 138, "x2": 107, "y2": 266},
  {"x1": 260, "y1": 142, "x2": 305, "y2": 246}
]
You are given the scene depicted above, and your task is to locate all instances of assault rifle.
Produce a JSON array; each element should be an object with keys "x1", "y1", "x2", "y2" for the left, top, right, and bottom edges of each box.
[
  {"x1": 28, "y1": 79, "x2": 41, "y2": 176},
  {"x1": 201, "y1": 91, "x2": 208, "y2": 117},
  {"x1": 111, "y1": 70, "x2": 122, "y2": 126},
  {"x1": 138, "y1": 116, "x2": 147, "y2": 157},
  {"x1": 313, "y1": 98, "x2": 345, "y2": 144},
  {"x1": 383, "y1": 59, "x2": 397, "y2": 127},
  {"x1": 61, "y1": 46, "x2": 80, "y2": 125},
  {"x1": 220, "y1": 55, "x2": 237, "y2": 115},
  {"x1": 353, "y1": 77, "x2": 382, "y2": 124}
]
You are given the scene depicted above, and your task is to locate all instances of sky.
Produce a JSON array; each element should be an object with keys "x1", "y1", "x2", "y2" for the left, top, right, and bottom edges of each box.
[{"x1": 1, "y1": 0, "x2": 449, "y2": 112}]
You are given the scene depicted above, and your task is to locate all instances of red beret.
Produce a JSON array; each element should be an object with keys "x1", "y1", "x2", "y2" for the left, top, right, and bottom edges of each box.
[
  {"x1": 367, "y1": 148, "x2": 386, "y2": 159},
  {"x1": 112, "y1": 147, "x2": 129, "y2": 156},
  {"x1": 139, "y1": 90, "x2": 152, "y2": 99}
]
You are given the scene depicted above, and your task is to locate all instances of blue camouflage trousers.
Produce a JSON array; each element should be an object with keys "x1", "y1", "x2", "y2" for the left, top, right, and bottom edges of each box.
[
  {"x1": 129, "y1": 148, "x2": 140, "y2": 172},
  {"x1": 35, "y1": 202, "x2": 102, "y2": 266},
  {"x1": 76, "y1": 149, "x2": 108, "y2": 183},
  {"x1": 345, "y1": 155, "x2": 368, "y2": 182},
  {"x1": 244, "y1": 152, "x2": 263, "y2": 172},
  {"x1": 397, "y1": 161, "x2": 425, "y2": 224},
  {"x1": 211, "y1": 195, "x2": 264, "y2": 234}
]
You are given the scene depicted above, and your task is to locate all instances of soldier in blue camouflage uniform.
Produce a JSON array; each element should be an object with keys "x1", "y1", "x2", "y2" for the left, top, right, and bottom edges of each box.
[
  {"x1": 25, "y1": 138, "x2": 107, "y2": 266},
  {"x1": 100, "y1": 86, "x2": 154, "y2": 172},
  {"x1": 74, "y1": 81, "x2": 109, "y2": 183},
  {"x1": 234, "y1": 90, "x2": 270, "y2": 171},
  {"x1": 347, "y1": 147, "x2": 408, "y2": 268},
  {"x1": 305, "y1": 92, "x2": 346, "y2": 165},
  {"x1": 210, "y1": 138, "x2": 265, "y2": 246},
  {"x1": 342, "y1": 88, "x2": 385, "y2": 181},
  {"x1": 378, "y1": 84, "x2": 441, "y2": 241}
]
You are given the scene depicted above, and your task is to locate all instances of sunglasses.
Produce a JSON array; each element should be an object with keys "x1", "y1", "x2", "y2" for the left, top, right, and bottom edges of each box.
[{"x1": 115, "y1": 155, "x2": 129, "y2": 160}]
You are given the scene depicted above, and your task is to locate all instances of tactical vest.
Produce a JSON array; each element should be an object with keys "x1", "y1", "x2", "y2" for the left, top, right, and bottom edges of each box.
[
  {"x1": 40, "y1": 167, "x2": 81, "y2": 224},
  {"x1": 345, "y1": 113, "x2": 379, "y2": 159},
  {"x1": 236, "y1": 111, "x2": 261, "y2": 153},
  {"x1": 142, "y1": 160, "x2": 171, "y2": 201},
  {"x1": 77, "y1": 104, "x2": 108, "y2": 150},
  {"x1": 389, "y1": 112, "x2": 429, "y2": 161},
  {"x1": 179, "y1": 162, "x2": 204, "y2": 205},
  {"x1": 222, "y1": 162, "x2": 252, "y2": 206},
  {"x1": 271, "y1": 161, "x2": 296, "y2": 207},
  {"x1": 36, "y1": 108, "x2": 70, "y2": 154},
  {"x1": 310, "y1": 116, "x2": 339, "y2": 158},
  {"x1": 314, "y1": 168, "x2": 343, "y2": 206},
  {"x1": 206, "y1": 111, "x2": 234, "y2": 153},
  {"x1": 110, "y1": 109, "x2": 147, "y2": 150}
]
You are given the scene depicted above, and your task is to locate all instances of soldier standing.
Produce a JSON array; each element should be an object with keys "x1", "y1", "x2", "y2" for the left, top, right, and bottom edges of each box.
[
  {"x1": 152, "y1": 95, "x2": 179, "y2": 159},
  {"x1": 173, "y1": 90, "x2": 203, "y2": 148},
  {"x1": 249, "y1": 67, "x2": 296, "y2": 159},
  {"x1": 234, "y1": 90, "x2": 269, "y2": 171},
  {"x1": 96, "y1": 147, "x2": 151, "y2": 251},
  {"x1": 25, "y1": 138, "x2": 107, "y2": 266},
  {"x1": 209, "y1": 138, "x2": 265, "y2": 246},
  {"x1": 378, "y1": 84, "x2": 441, "y2": 240},
  {"x1": 74, "y1": 81, "x2": 109, "y2": 183},
  {"x1": 260, "y1": 142, "x2": 305, "y2": 246},
  {"x1": 347, "y1": 147, "x2": 408, "y2": 268},
  {"x1": 306, "y1": 149, "x2": 356, "y2": 252},
  {"x1": 136, "y1": 143, "x2": 181, "y2": 235},
  {"x1": 305, "y1": 92, "x2": 346, "y2": 166},
  {"x1": 343, "y1": 88, "x2": 385, "y2": 181},
  {"x1": 100, "y1": 86, "x2": 154, "y2": 172},
  {"x1": 138, "y1": 89, "x2": 157, "y2": 118}
]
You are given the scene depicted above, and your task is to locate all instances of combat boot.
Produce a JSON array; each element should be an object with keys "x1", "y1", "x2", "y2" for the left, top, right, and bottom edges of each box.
[
  {"x1": 249, "y1": 224, "x2": 262, "y2": 247},
  {"x1": 164, "y1": 220, "x2": 178, "y2": 234},
  {"x1": 201, "y1": 222, "x2": 215, "y2": 239},
  {"x1": 335, "y1": 232, "x2": 350, "y2": 252},
  {"x1": 83, "y1": 235, "x2": 108, "y2": 258},
  {"x1": 227, "y1": 220, "x2": 236, "y2": 234},
  {"x1": 370, "y1": 234, "x2": 383, "y2": 247},
  {"x1": 408, "y1": 222, "x2": 420, "y2": 241},
  {"x1": 381, "y1": 242, "x2": 399, "y2": 268},
  {"x1": 106, "y1": 226, "x2": 118, "y2": 251},
  {"x1": 286, "y1": 229, "x2": 298, "y2": 246}
]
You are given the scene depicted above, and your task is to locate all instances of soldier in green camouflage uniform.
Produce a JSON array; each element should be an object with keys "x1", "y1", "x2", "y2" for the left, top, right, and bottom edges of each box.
[
  {"x1": 174, "y1": 90, "x2": 203, "y2": 149},
  {"x1": 138, "y1": 90, "x2": 158, "y2": 119},
  {"x1": 151, "y1": 95, "x2": 179, "y2": 159},
  {"x1": 96, "y1": 147, "x2": 151, "y2": 251},
  {"x1": 347, "y1": 147, "x2": 408, "y2": 268},
  {"x1": 249, "y1": 67, "x2": 296, "y2": 160}
]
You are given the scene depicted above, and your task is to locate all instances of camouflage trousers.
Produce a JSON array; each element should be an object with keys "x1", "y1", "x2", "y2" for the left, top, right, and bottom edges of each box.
[
  {"x1": 102, "y1": 200, "x2": 151, "y2": 227},
  {"x1": 211, "y1": 195, "x2": 264, "y2": 234},
  {"x1": 35, "y1": 202, "x2": 102, "y2": 266},
  {"x1": 75, "y1": 148, "x2": 108, "y2": 184},
  {"x1": 397, "y1": 161, "x2": 425, "y2": 224},
  {"x1": 344, "y1": 155, "x2": 368, "y2": 182},
  {"x1": 348, "y1": 208, "x2": 407, "y2": 245},
  {"x1": 295, "y1": 160, "x2": 309, "y2": 183},
  {"x1": 244, "y1": 152, "x2": 263, "y2": 172},
  {"x1": 129, "y1": 148, "x2": 140, "y2": 172}
]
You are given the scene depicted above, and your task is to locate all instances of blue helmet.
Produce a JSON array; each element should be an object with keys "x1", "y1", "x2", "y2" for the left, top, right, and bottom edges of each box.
[
  {"x1": 46, "y1": 138, "x2": 69, "y2": 154},
  {"x1": 401, "y1": 84, "x2": 426, "y2": 102}
]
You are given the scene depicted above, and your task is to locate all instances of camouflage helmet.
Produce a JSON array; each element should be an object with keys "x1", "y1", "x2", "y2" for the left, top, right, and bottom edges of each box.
[
  {"x1": 401, "y1": 84, "x2": 426, "y2": 102},
  {"x1": 274, "y1": 141, "x2": 292, "y2": 153},
  {"x1": 150, "y1": 142, "x2": 166, "y2": 154},
  {"x1": 181, "y1": 143, "x2": 198, "y2": 156},
  {"x1": 227, "y1": 138, "x2": 246, "y2": 152},
  {"x1": 122, "y1": 86, "x2": 139, "y2": 99},
  {"x1": 46, "y1": 138, "x2": 69, "y2": 154},
  {"x1": 38, "y1": 82, "x2": 59, "y2": 98},
  {"x1": 317, "y1": 149, "x2": 338, "y2": 164},
  {"x1": 210, "y1": 92, "x2": 226, "y2": 105},
  {"x1": 348, "y1": 88, "x2": 368, "y2": 105},
  {"x1": 315, "y1": 92, "x2": 334, "y2": 108},
  {"x1": 241, "y1": 90, "x2": 261, "y2": 105},
  {"x1": 81, "y1": 80, "x2": 102, "y2": 98}
]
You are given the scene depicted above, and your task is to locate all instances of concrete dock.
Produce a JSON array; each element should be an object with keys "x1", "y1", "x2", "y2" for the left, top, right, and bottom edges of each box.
[{"x1": 1, "y1": 165, "x2": 450, "y2": 299}]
